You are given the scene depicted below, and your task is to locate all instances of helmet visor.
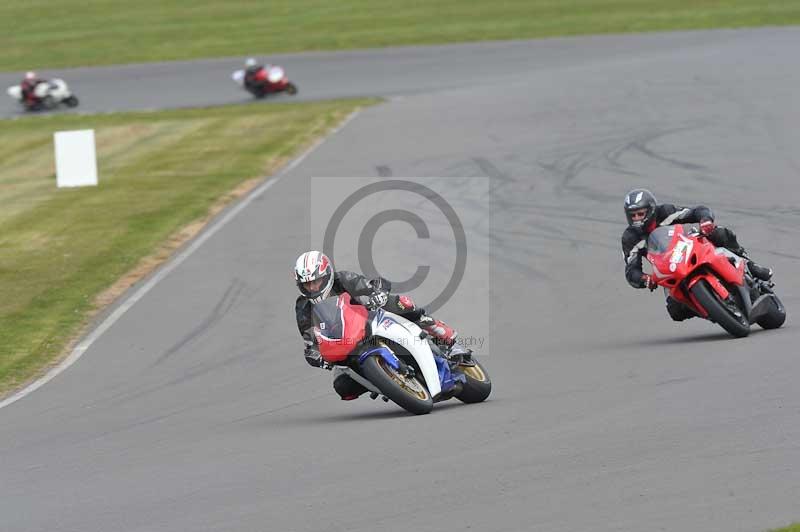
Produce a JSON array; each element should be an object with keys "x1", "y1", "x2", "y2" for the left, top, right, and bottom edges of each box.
[
  {"x1": 629, "y1": 208, "x2": 648, "y2": 222},
  {"x1": 302, "y1": 277, "x2": 327, "y2": 293},
  {"x1": 299, "y1": 272, "x2": 332, "y2": 300}
]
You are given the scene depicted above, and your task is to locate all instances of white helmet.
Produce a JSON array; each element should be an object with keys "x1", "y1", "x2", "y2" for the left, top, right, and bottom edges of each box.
[
  {"x1": 24, "y1": 71, "x2": 37, "y2": 81},
  {"x1": 245, "y1": 57, "x2": 257, "y2": 68},
  {"x1": 294, "y1": 251, "x2": 334, "y2": 303}
]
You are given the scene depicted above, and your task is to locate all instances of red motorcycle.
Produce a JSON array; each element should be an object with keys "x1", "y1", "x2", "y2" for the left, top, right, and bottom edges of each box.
[
  {"x1": 646, "y1": 223, "x2": 785, "y2": 338},
  {"x1": 232, "y1": 65, "x2": 298, "y2": 98}
]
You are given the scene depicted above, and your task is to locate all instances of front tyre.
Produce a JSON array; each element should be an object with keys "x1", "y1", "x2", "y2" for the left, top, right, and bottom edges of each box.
[
  {"x1": 456, "y1": 358, "x2": 492, "y2": 403},
  {"x1": 690, "y1": 279, "x2": 750, "y2": 338},
  {"x1": 64, "y1": 95, "x2": 79, "y2": 107},
  {"x1": 285, "y1": 82, "x2": 298, "y2": 95},
  {"x1": 360, "y1": 355, "x2": 433, "y2": 415}
]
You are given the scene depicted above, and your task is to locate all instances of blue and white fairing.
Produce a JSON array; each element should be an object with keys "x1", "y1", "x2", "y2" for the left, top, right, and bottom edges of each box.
[{"x1": 368, "y1": 310, "x2": 442, "y2": 398}]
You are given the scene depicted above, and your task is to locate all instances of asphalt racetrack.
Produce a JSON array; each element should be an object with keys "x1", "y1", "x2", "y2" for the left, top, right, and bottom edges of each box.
[{"x1": 2, "y1": 28, "x2": 799, "y2": 531}]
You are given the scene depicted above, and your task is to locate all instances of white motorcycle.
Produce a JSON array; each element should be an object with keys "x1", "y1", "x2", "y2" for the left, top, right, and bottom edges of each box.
[
  {"x1": 312, "y1": 293, "x2": 491, "y2": 415},
  {"x1": 7, "y1": 79, "x2": 79, "y2": 111}
]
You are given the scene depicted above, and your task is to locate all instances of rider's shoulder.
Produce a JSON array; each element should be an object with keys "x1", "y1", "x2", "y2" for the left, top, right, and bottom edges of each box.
[
  {"x1": 621, "y1": 226, "x2": 644, "y2": 244},
  {"x1": 654, "y1": 203, "x2": 681, "y2": 220},
  {"x1": 334, "y1": 269, "x2": 362, "y2": 282}
]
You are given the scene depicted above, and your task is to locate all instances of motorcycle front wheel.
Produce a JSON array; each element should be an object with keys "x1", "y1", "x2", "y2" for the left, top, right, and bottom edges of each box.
[
  {"x1": 64, "y1": 96, "x2": 79, "y2": 107},
  {"x1": 285, "y1": 82, "x2": 298, "y2": 95},
  {"x1": 361, "y1": 355, "x2": 433, "y2": 415},
  {"x1": 690, "y1": 279, "x2": 750, "y2": 338}
]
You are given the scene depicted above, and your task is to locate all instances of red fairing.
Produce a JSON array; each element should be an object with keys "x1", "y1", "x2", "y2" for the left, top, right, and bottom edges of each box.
[
  {"x1": 254, "y1": 69, "x2": 267, "y2": 82},
  {"x1": 646, "y1": 224, "x2": 745, "y2": 317},
  {"x1": 314, "y1": 294, "x2": 368, "y2": 362}
]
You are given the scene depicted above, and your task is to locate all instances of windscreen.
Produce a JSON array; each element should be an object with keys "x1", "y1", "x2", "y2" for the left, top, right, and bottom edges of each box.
[
  {"x1": 312, "y1": 297, "x2": 344, "y2": 340},
  {"x1": 647, "y1": 223, "x2": 698, "y2": 254},
  {"x1": 647, "y1": 226, "x2": 674, "y2": 254}
]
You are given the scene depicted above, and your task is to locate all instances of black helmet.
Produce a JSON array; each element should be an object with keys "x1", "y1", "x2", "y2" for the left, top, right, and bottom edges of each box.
[{"x1": 624, "y1": 189, "x2": 657, "y2": 229}]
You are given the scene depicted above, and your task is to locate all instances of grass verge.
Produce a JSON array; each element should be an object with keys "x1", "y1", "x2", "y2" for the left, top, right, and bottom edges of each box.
[
  {"x1": 771, "y1": 525, "x2": 800, "y2": 532},
  {"x1": 0, "y1": 98, "x2": 374, "y2": 397},
  {"x1": 2, "y1": 1, "x2": 800, "y2": 70}
]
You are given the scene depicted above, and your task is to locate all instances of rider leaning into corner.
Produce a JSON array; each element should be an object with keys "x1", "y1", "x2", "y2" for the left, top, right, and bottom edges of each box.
[
  {"x1": 243, "y1": 57, "x2": 268, "y2": 90},
  {"x1": 622, "y1": 188, "x2": 774, "y2": 321},
  {"x1": 20, "y1": 71, "x2": 44, "y2": 106},
  {"x1": 294, "y1": 250, "x2": 471, "y2": 400}
]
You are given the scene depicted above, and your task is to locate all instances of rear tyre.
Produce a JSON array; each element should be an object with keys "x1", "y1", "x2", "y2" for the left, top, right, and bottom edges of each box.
[
  {"x1": 286, "y1": 82, "x2": 298, "y2": 95},
  {"x1": 455, "y1": 358, "x2": 492, "y2": 404},
  {"x1": 756, "y1": 295, "x2": 786, "y2": 330},
  {"x1": 361, "y1": 355, "x2": 433, "y2": 415},
  {"x1": 64, "y1": 96, "x2": 79, "y2": 107},
  {"x1": 690, "y1": 279, "x2": 750, "y2": 338}
]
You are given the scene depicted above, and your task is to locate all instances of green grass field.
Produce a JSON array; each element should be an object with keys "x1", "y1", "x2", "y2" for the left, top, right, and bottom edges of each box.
[
  {"x1": 2, "y1": 0, "x2": 799, "y2": 70},
  {"x1": 771, "y1": 525, "x2": 800, "y2": 532},
  {"x1": 0, "y1": 99, "x2": 372, "y2": 395}
]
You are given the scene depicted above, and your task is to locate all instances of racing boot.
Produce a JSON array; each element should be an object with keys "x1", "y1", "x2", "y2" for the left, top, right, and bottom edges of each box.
[
  {"x1": 333, "y1": 373, "x2": 368, "y2": 401},
  {"x1": 747, "y1": 262, "x2": 773, "y2": 282},
  {"x1": 418, "y1": 315, "x2": 457, "y2": 344},
  {"x1": 730, "y1": 246, "x2": 773, "y2": 282},
  {"x1": 418, "y1": 315, "x2": 472, "y2": 364},
  {"x1": 444, "y1": 342, "x2": 474, "y2": 365},
  {"x1": 666, "y1": 296, "x2": 698, "y2": 322}
]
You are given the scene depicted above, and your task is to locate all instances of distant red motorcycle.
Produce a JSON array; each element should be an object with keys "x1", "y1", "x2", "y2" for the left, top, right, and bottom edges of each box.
[
  {"x1": 646, "y1": 223, "x2": 785, "y2": 338},
  {"x1": 232, "y1": 65, "x2": 298, "y2": 98}
]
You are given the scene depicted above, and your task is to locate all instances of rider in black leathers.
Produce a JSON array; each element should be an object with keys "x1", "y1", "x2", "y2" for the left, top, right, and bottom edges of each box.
[
  {"x1": 20, "y1": 71, "x2": 44, "y2": 107},
  {"x1": 621, "y1": 188, "x2": 773, "y2": 321},
  {"x1": 243, "y1": 57, "x2": 265, "y2": 92}
]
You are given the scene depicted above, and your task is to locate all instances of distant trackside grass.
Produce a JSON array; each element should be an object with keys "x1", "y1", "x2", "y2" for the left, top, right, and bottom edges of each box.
[
  {"x1": 0, "y1": 99, "x2": 374, "y2": 396},
  {"x1": 771, "y1": 525, "x2": 800, "y2": 532},
  {"x1": 1, "y1": 1, "x2": 800, "y2": 70}
]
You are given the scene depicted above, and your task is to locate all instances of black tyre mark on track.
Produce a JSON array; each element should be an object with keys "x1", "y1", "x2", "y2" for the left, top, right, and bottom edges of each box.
[{"x1": 152, "y1": 278, "x2": 245, "y2": 366}]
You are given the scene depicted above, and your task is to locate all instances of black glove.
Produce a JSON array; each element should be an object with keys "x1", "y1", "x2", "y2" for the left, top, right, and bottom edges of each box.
[
  {"x1": 304, "y1": 347, "x2": 325, "y2": 368},
  {"x1": 366, "y1": 290, "x2": 388, "y2": 310},
  {"x1": 641, "y1": 274, "x2": 658, "y2": 292}
]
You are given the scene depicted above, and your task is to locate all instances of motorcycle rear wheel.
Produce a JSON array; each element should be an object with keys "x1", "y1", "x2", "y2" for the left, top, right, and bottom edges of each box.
[
  {"x1": 756, "y1": 294, "x2": 786, "y2": 329},
  {"x1": 455, "y1": 358, "x2": 492, "y2": 404},
  {"x1": 361, "y1": 355, "x2": 433, "y2": 415},
  {"x1": 690, "y1": 279, "x2": 750, "y2": 338}
]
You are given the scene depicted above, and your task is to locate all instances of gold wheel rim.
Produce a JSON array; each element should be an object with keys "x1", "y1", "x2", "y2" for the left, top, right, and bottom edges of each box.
[
  {"x1": 377, "y1": 358, "x2": 429, "y2": 400},
  {"x1": 460, "y1": 363, "x2": 487, "y2": 382}
]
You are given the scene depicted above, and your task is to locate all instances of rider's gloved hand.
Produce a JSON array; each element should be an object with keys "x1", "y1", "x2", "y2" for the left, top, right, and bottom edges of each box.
[
  {"x1": 641, "y1": 274, "x2": 658, "y2": 291},
  {"x1": 699, "y1": 219, "x2": 716, "y2": 236},
  {"x1": 366, "y1": 290, "x2": 388, "y2": 310},
  {"x1": 304, "y1": 347, "x2": 326, "y2": 368}
]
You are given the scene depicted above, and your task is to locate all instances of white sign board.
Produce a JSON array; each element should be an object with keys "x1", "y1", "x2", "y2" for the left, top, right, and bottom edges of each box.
[{"x1": 54, "y1": 129, "x2": 98, "y2": 188}]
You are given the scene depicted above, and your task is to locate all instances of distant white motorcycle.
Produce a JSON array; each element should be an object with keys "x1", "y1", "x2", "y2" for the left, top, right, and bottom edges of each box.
[{"x1": 7, "y1": 79, "x2": 79, "y2": 111}]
